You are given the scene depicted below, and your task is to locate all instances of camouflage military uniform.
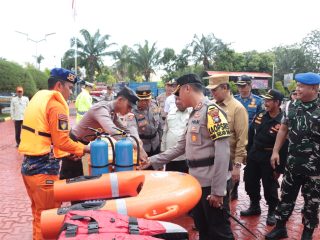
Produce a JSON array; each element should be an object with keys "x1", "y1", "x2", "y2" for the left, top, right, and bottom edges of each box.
[{"x1": 276, "y1": 98, "x2": 320, "y2": 229}]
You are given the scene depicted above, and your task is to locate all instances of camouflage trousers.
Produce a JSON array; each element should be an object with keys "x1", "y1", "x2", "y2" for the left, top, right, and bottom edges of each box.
[{"x1": 275, "y1": 167, "x2": 320, "y2": 229}]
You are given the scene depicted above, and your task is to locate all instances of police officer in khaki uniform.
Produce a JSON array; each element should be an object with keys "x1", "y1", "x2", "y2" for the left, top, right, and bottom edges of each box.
[
  {"x1": 133, "y1": 85, "x2": 161, "y2": 157},
  {"x1": 141, "y1": 74, "x2": 234, "y2": 240},
  {"x1": 60, "y1": 86, "x2": 148, "y2": 179},
  {"x1": 156, "y1": 80, "x2": 175, "y2": 127}
]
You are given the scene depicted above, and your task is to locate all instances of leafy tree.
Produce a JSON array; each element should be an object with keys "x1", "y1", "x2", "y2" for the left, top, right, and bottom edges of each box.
[
  {"x1": 274, "y1": 81, "x2": 286, "y2": 95},
  {"x1": 0, "y1": 60, "x2": 37, "y2": 97},
  {"x1": 175, "y1": 48, "x2": 191, "y2": 71},
  {"x1": 36, "y1": 55, "x2": 44, "y2": 69},
  {"x1": 301, "y1": 29, "x2": 320, "y2": 72},
  {"x1": 131, "y1": 40, "x2": 161, "y2": 81},
  {"x1": 65, "y1": 29, "x2": 115, "y2": 82},
  {"x1": 273, "y1": 44, "x2": 313, "y2": 81},
  {"x1": 25, "y1": 66, "x2": 48, "y2": 90},
  {"x1": 287, "y1": 80, "x2": 297, "y2": 93},
  {"x1": 112, "y1": 45, "x2": 133, "y2": 82},
  {"x1": 190, "y1": 34, "x2": 226, "y2": 70},
  {"x1": 161, "y1": 48, "x2": 176, "y2": 74}
]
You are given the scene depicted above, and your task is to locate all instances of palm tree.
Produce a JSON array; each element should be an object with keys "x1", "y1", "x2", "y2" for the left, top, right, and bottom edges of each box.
[
  {"x1": 112, "y1": 45, "x2": 133, "y2": 82},
  {"x1": 36, "y1": 55, "x2": 44, "y2": 69},
  {"x1": 131, "y1": 40, "x2": 161, "y2": 81},
  {"x1": 65, "y1": 29, "x2": 115, "y2": 82},
  {"x1": 190, "y1": 34, "x2": 226, "y2": 70}
]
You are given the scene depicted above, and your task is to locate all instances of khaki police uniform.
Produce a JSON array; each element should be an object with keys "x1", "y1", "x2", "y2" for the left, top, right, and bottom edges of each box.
[{"x1": 149, "y1": 73, "x2": 234, "y2": 240}]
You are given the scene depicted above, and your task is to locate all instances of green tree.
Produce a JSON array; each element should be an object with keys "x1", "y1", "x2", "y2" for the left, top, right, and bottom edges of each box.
[
  {"x1": 161, "y1": 48, "x2": 176, "y2": 74},
  {"x1": 301, "y1": 29, "x2": 320, "y2": 72},
  {"x1": 36, "y1": 55, "x2": 44, "y2": 69},
  {"x1": 0, "y1": 60, "x2": 36, "y2": 97},
  {"x1": 274, "y1": 81, "x2": 286, "y2": 95},
  {"x1": 65, "y1": 29, "x2": 115, "y2": 82},
  {"x1": 131, "y1": 40, "x2": 161, "y2": 81},
  {"x1": 112, "y1": 45, "x2": 133, "y2": 82},
  {"x1": 190, "y1": 34, "x2": 226, "y2": 70},
  {"x1": 287, "y1": 80, "x2": 297, "y2": 93},
  {"x1": 25, "y1": 66, "x2": 48, "y2": 90}
]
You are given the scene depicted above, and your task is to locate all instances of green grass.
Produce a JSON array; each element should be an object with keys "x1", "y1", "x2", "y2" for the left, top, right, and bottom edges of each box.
[{"x1": 0, "y1": 113, "x2": 10, "y2": 121}]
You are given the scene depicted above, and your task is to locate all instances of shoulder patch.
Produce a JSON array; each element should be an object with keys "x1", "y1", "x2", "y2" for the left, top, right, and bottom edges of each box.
[
  {"x1": 207, "y1": 104, "x2": 230, "y2": 141},
  {"x1": 58, "y1": 119, "x2": 68, "y2": 131}
]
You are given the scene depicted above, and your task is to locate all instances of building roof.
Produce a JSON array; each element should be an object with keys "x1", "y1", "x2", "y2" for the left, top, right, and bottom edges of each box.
[{"x1": 205, "y1": 71, "x2": 272, "y2": 78}]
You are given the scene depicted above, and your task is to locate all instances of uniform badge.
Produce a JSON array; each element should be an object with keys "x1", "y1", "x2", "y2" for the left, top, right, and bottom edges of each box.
[
  {"x1": 194, "y1": 112, "x2": 200, "y2": 118},
  {"x1": 58, "y1": 113, "x2": 68, "y2": 131},
  {"x1": 191, "y1": 134, "x2": 197, "y2": 142},
  {"x1": 208, "y1": 108, "x2": 221, "y2": 123},
  {"x1": 191, "y1": 126, "x2": 197, "y2": 132}
]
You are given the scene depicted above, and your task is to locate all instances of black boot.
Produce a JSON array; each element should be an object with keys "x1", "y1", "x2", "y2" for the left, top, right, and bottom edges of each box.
[
  {"x1": 240, "y1": 201, "x2": 261, "y2": 216},
  {"x1": 266, "y1": 207, "x2": 276, "y2": 226},
  {"x1": 301, "y1": 227, "x2": 314, "y2": 240},
  {"x1": 265, "y1": 221, "x2": 288, "y2": 240}
]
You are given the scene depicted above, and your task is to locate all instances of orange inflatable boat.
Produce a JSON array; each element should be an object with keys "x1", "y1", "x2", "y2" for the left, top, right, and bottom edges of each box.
[{"x1": 41, "y1": 171, "x2": 202, "y2": 239}]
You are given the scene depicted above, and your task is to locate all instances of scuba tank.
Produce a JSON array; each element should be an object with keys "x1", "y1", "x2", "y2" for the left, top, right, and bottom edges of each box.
[
  {"x1": 112, "y1": 127, "x2": 140, "y2": 172},
  {"x1": 88, "y1": 127, "x2": 115, "y2": 175}
]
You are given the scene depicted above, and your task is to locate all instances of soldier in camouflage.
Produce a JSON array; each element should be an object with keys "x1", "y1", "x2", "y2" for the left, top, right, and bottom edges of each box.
[{"x1": 265, "y1": 72, "x2": 320, "y2": 240}]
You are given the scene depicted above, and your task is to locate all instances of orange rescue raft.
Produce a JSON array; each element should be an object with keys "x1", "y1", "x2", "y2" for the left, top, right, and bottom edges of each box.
[{"x1": 41, "y1": 171, "x2": 202, "y2": 239}]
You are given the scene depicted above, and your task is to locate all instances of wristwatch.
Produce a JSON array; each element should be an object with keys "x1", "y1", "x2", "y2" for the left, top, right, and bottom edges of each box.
[{"x1": 234, "y1": 162, "x2": 242, "y2": 168}]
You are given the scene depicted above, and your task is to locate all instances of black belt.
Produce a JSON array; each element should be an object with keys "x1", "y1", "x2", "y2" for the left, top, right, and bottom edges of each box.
[
  {"x1": 22, "y1": 125, "x2": 51, "y2": 138},
  {"x1": 187, "y1": 157, "x2": 215, "y2": 168},
  {"x1": 139, "y1": 132, "x2": 157, "y2": 140},
  {"x1": 70, "y1": 131, "x2": 89, "y2": 145}
]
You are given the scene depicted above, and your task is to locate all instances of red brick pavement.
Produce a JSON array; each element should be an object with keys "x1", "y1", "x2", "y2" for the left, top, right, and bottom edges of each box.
[{"x1": 0, "y1": 119, "x2": 319, "y2": 240}]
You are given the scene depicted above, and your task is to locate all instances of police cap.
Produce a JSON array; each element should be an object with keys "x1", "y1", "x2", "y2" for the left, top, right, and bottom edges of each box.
[
  {"x1": 136, "y1": 85, "x2": 152, "y2": 100},
  {"x1": 236, "y1": 75, "x2": 252, "y2": 86},
  {"x1": 117, "y1": 86, "x2": 140, "y2": 106},
  {"x1": 50, "y1": 68, "x2": 78, "y2": 84},
  {"x1": 261, "y1": 89, "x2": 284, "y2": 101},
  {"x1": 295, "y1": 72, "x2": 320, "y2": 85},
  {"x1": 173, "y1": 73, "x2": 203, "y2": 96}
]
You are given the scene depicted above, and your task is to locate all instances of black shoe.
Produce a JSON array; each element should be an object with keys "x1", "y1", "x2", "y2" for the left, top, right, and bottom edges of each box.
[
  {"x1": 265, "y1": 223, "x2": 288, "y2": 240},
  {"x1": 240, "y1": 203, "x2": 261, "y2": 216},
  {"x1": 301, "y1": 227, "x2": 314, "y2": 240},
  {"x1": 266, "y1": 210, "x2": 276, "y2": 226}
]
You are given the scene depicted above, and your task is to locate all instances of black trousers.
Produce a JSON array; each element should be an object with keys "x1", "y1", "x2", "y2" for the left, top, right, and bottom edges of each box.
[
  {"x1": 166, "y1": 160, "x2": 188, "y2": 173},
  {"x1": 59, "y1": 157, "x2": 84, "y2": 180},
  {"x1": 14, "y1": 120, "x2": 23, "y2": 145},
  {"x1": 243, "y1": 159, "x2": 279, "y2": 208},
  {"x1": 193, "y1": 180, "x2": 234, "y2": 240}
]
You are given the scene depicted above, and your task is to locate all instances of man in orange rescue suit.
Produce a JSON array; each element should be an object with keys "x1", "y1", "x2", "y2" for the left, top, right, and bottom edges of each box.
[
  {"x1": 19, "y1": 68, "x2": 90, "y2": 240},
  {"x1": 141, "y1": 74, "x2": 234, "y2": 240}
]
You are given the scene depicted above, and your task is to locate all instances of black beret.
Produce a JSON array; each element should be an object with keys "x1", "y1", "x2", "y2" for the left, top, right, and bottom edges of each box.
[{"x1": 117, "y1": 86, "x2": 139, "y2": 106}]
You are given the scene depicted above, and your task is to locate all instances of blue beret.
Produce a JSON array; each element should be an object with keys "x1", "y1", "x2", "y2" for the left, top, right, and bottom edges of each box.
[
  {"x1": 50, "y1": 68, "x2": 78, "y2": 84},
  {"x1": 295, "y1": 72, "x2": 320, "y2": 85}
]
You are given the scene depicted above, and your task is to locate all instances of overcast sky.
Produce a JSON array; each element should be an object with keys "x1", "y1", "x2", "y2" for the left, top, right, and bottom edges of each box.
[{"x1": 0, "y1": 0, "x2": 319, "y2": 70}]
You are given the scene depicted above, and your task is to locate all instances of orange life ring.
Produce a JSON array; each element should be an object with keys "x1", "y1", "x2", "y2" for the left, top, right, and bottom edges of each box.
[{"x1": 41, "y1": 171, "x2": 202, "y2": 239}]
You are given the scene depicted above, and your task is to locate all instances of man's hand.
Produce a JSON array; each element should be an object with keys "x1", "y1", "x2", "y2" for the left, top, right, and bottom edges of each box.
[
  {"x1": 139, "y1": 147, "x2": 148, "y2": 163},
  {"x1": 138, "y1": 157, "x2": 152, "y2": 170},
  {"x1": 232, "y1": 167, "x2": 240, "y2": 182},
  {"x1": 271, "y1": 151, "x2": 280, "y2": 169},
  {"x1": 83, "y1": 145, "x2": 90, "y2": 154},
  {"x1": 207, "y1": 195, "x2": 223, "y2": 208}
]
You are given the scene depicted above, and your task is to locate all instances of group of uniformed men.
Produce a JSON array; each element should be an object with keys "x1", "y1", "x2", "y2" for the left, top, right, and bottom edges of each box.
[{"x1": 18, "y1": 67, "x2": 320, "y2": 240}]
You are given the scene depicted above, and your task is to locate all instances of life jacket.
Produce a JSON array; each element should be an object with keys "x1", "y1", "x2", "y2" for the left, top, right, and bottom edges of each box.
[
  {"x1": 19, "y1": 90, "x2": 69, "y2": 158},
  {"x1": 57, "y1": 210, "x2": 188, "y2": 240},
  {"x1": 75, "y1": 88, "x2": 92, "y2": 123}
]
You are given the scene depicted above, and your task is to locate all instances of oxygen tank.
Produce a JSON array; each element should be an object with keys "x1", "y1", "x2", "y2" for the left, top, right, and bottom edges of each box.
[
  {"x1": 90, "y1": 137, "x2": 109, "y2": 175},
  {"x1": 115, "y1": 136, "x2": 134, "y2": 172}
]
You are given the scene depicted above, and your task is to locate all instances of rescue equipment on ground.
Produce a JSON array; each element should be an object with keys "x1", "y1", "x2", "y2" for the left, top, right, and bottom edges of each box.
[
  {"x1": 86, "y1": 127, "x2": 140, "y2": 173},
  {"x1": 87, "y1": 127, "x2": 114, "y2": 175},
  {"x1": 57, "y1": 210, "x2": 188, "y2": 240},
  {"x1": 41, "y1": 171, "x2": 202, "y2": 238}
]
